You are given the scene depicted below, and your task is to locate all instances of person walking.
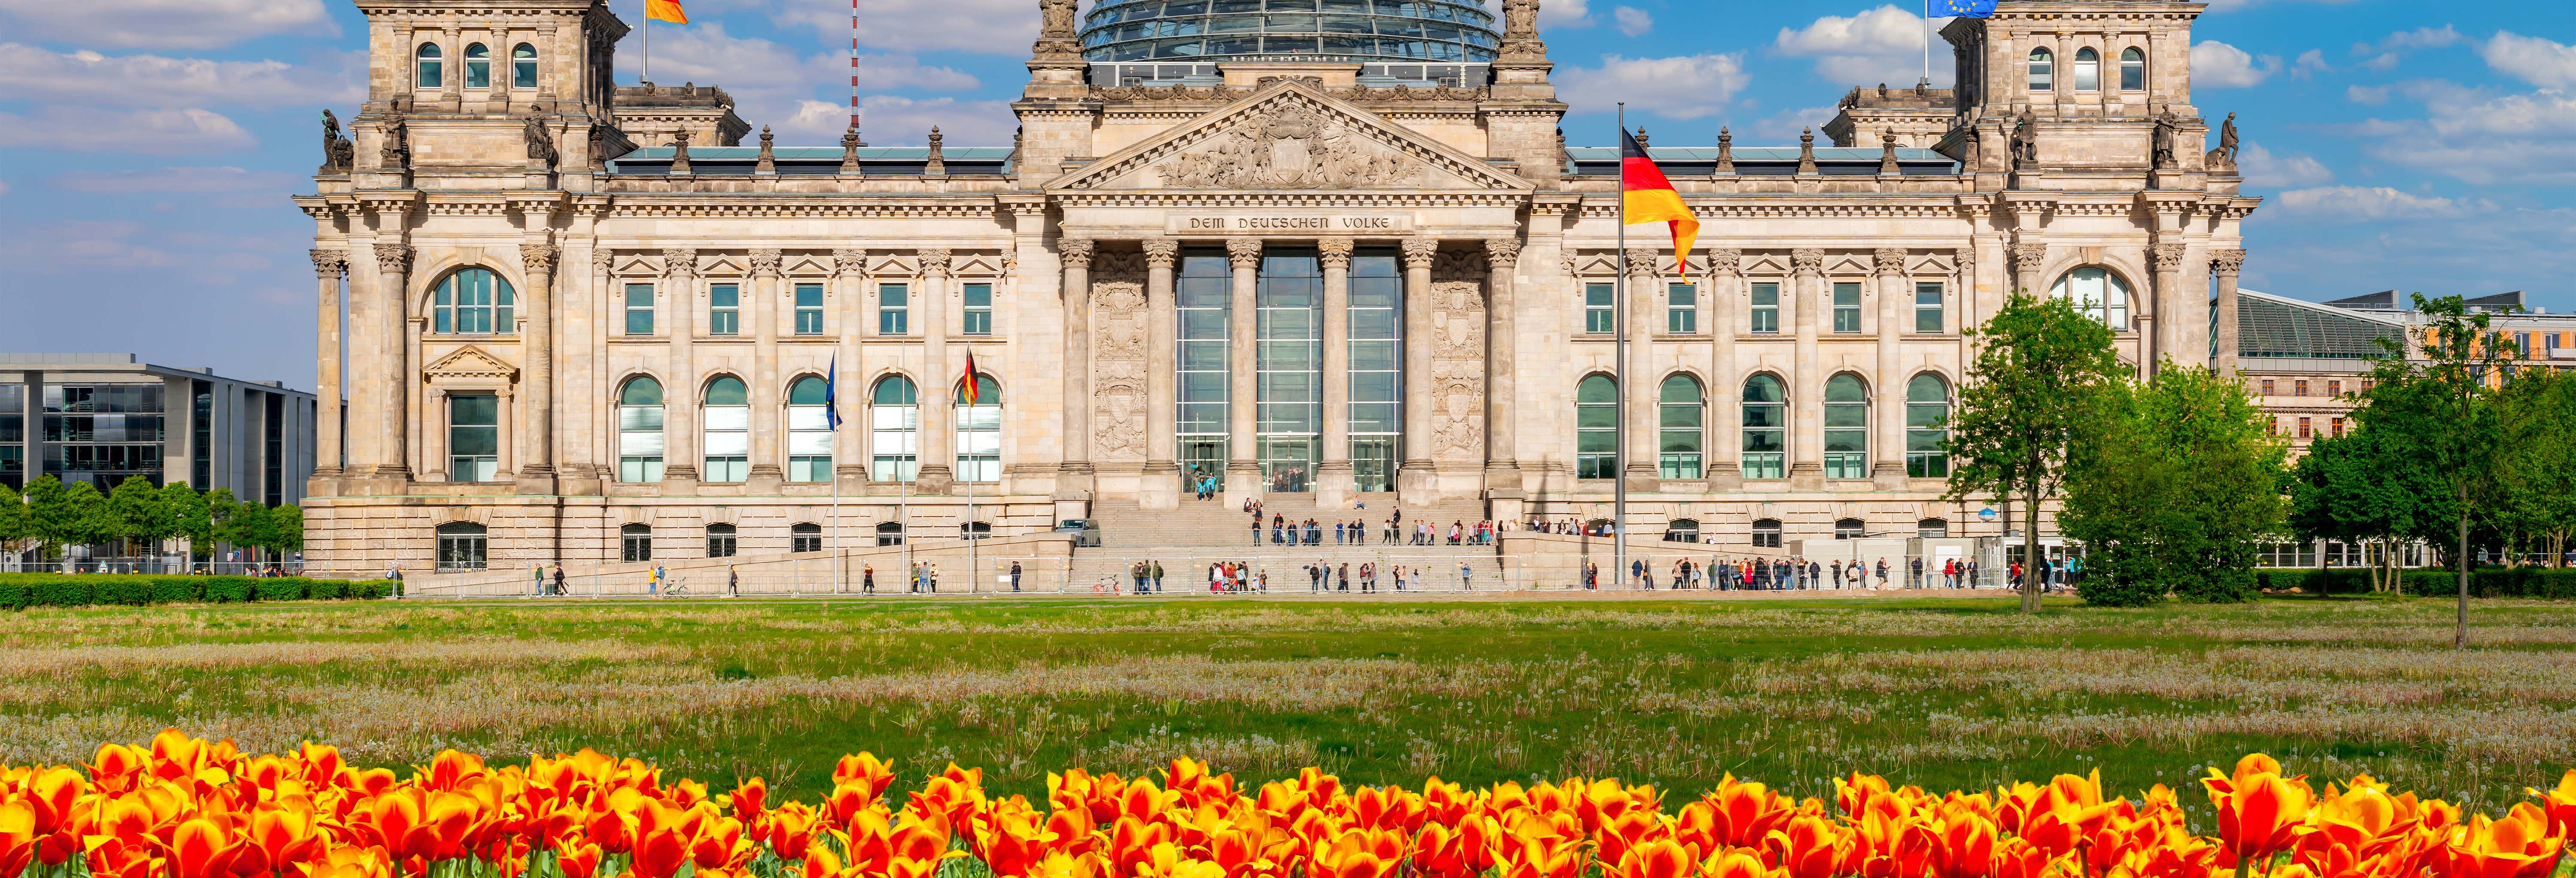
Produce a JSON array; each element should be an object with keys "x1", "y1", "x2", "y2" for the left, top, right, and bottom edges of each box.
[
  {"x1": 1009, "y1": 560, "x2": 1023, "y2": 592},
  {"x1": 1338, "y1": 562, "x2": 1352, "y2": 592},
  {"x1": 649, "y1": 564, "x2": 665, "y2": 597},
  {"x1": 1875, "y1": 558, "x2": 1889, "y2": 589},
  {"x1": 1584, "y1": 561, "x2": 1598, "y2": 590},
  {"x1": 863, "y1": 563, "x2": 876, "y2": 595},
  {"x1": 551, "y1": 565, "x2": 566, "y2": 596},
  {"x1": 1460, "y1": 560, "x2": 1474, "y2": 590},
  {"x1": 533, "y1": 565, "x2": 547, "y2": 597},
  {"x1": 727, "y1": 565, "x2": 739, "y2": 597},
  {"x1": 1631, "y1": 558, "x2": 1647, "y2": 589}
]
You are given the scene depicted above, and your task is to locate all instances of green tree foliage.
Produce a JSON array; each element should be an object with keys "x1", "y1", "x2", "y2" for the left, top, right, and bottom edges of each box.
[
  {"x1": 2488, "y1": 369, "x2": 2576, "y2": 566},
  {"x1": 0, "y1": 481, "x2": 27, "y2": 547},
  {"x1": 106, "y1": 475, "x2": 176, "y2": 554},
  {"x1": 268, "y1": 504, "x2": 305, "y2": 554},
  {"x1": 1944, "y1": 293, "x2": 2127, "y2": 611},
  {"x1": 2061, "y1": 365, "x2": 2289, "y2": 606},
  {"x1": 161, "y1": 482, "x2": 216, "y2": 558},
  {"x1": 2289, "y1": 428, "x2": 2453, "y2": 593},
  {"x1": 222, "y1": 498, "x2": 271, "y2": 556},
  {"x1": 2352, "y1": 294, "x2": 2514, "y2": 647}
]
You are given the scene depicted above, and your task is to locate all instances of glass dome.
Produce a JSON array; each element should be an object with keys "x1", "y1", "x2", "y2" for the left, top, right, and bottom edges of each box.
[{"x1": 1080, "y1": 0, "x2": 1501, "y2": 64}]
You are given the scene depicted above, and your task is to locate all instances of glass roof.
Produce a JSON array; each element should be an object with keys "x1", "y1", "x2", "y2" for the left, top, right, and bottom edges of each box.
[{"x1": 1079, "y1": 0, "x2": 1500, "y2": 64}]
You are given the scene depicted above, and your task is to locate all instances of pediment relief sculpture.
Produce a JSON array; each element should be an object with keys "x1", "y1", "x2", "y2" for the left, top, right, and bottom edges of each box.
[{"x1": 1157, "y1": 102, "x2": 1425, "y2": 190}]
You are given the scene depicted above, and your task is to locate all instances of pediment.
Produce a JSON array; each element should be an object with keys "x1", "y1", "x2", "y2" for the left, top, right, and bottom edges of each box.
[
  {"x1": 424, "y1": 345, "x2": 519, "y2": 382},
  {"x1": 1048, "y1": 78, "x2": 1533, "y2": 193}
]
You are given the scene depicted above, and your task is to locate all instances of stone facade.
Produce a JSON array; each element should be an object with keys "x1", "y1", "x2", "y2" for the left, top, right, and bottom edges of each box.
[{"x1": 296, "y1": 0, "x2": 2258, "y2": 576}]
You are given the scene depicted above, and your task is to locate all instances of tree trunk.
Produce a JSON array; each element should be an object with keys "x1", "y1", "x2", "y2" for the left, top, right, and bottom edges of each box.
[
  {"x1": 2456, "y1": 493, "x2": 2470, "y2": 649},
  {"x1": 2023, "y1": 478, "x2": 2042, "y2": 613}
]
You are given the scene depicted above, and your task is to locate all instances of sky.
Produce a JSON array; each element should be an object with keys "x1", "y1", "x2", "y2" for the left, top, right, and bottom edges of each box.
[{"x1": 0, "y1": 0, "x2": 2570, "y2": 390}]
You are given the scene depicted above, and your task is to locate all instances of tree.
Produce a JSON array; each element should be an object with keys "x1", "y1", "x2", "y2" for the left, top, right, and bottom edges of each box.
[
  {"x1": 0, "y1": 481, "x2": 27, "y2": 560},
  {"x1": 28, "y1": 477, "x2": 116, "y2": 571},
  {"x1": 226, "y1": 501, "x2": 274, "y2": 562},
  {"x1": 107, "y1": 475, "x2": 175, "y2": 558},
  {"x1": 162, "y1": 482, "x2": 216, "y2": 562},
  {"x1": 206, "y1": 488, "x2": 242, "y2": 563},
  {"x1": 2489, "y1": 369, "x2": 2576, "y2": 567},
  {"x1": 1944, "y1": 293, "x2": 2127, "y2": 611},
  {"x1": 2352, "y1": 294, "x2": 2515, "y2": 647},
  {"x1": 267, "y1": 504, "x2": 305, "y2": 556},
  {"x1": 2060, "y1": 364, "x2": 2289, "y2": 606},
  {"x1": 2289, "y1": 428, "x2": 2450, "y2": 593}
]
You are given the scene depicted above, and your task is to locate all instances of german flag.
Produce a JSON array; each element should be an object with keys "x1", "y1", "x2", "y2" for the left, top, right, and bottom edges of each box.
[
  {"x1": 960, "y1": 350, "x2": 981, "y2": 407},
  {"x1": 1621, "y1": 126, "x2": 1698, "y2": 278},
  {"x1": 645, "y1": 0, "x2": 687, "y2": 23}
]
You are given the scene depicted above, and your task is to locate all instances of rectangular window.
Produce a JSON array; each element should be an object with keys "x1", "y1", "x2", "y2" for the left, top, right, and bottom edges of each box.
[
  {"x1": 447, "y1": 394, "x2": 499, "y2": 482},
  {"x1": 2294, "y1": 380, "x2": 2308, "y2": 398},
  {"x1": 1749, "y1": 283, "x2": 1780, "y2": 334},
  {"x1": 794, "y1": 283, "x2": 825, "y2": 335},
  {"x1": 2331, "y1": 417, "x2": 2346, "y2": 437},
  {"x1": 1348, "y1": 249, "x2": 1402, "y2": 493},
  {"x1": 878, "y1": 283, "x2": 909, "y2": 335},
  {"x1": 708, "y1": 283, "x2": 740, "y2": 336},
  {"x1": 2517, "y1": 332, "x2": 2532, "y2": 358},
  {"x1": 1915, "y1": 283, "x2": 1943, "y2": 334},
  {"x1": 1666, "y1": 283, "x2": 1695, "y2": 334},
  {"x1": 870, "y1": 404, "x2": 917, "y2": 482},
  {"x1": 2327, "y1": 380, "x2": 2342, "y2": 397},
  {"x1": 625, "y1": 284, "x2": 655, "y2": 335},
  {"x1": 962, "y1": 283, "x2": 993, "y2": 335},
  {"x1": 1177, "y1": 250, "x2": 1233, "y2": 462},
  {"x1": 1585, "y1": 283, "x2": 1615, "y2": 334},
  {"x1": 1832, "y1": 282, "x2": 1862, "y2": 333},
  {"x1": 2298, "y1": 416, "x2": 2312, "y2": 439},
  {"x1": 2260, "y1": 379, "x2": 2276, "y2": 396}
]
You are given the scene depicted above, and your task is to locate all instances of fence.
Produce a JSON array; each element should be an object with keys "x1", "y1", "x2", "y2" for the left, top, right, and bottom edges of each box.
[{"x1": 0, "y1": 556, "x2": 306, "y2": 576}]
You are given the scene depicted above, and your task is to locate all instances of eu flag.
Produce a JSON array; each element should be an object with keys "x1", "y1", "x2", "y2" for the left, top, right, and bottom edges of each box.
[
  {"x1": 1931, "y1": 0, "x2": 1996, "y2": 17},
  {"x1": 823, "y1": 354, "x2": 842, "y2": 431}
]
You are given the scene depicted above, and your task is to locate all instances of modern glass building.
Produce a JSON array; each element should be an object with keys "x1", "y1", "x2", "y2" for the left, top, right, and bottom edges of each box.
[
  {"x1": 1079, "y1": 0, "x2": 1500, "y2": 68},
  {"x1": 0, "y1": 354, "x2": 314, "y2": 503}
]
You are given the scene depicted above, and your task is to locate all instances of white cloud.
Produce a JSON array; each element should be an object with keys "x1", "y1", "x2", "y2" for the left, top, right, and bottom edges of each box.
[
  {"x1": 2292, "y1": 49, "x2": 2332, "y2": 79},
  {"x1": 2480, "y1": 32, "x2": 2576, "y2": 90},
  {"x1": 0, "y1": 106, "x2": 255, "y2": 153},
  {"x1": 1773, "y1": 5, "x2": 1950, "y2": 88},
  {"x1": 0, "y1": 0, "x2": 332, "y2": 49},
  {"x1": 2376, "y1": 25, "x2": 2466, "y2": 52},
  {"x1": 1559, "y1": 54, "x2": 1751, "y2": 121},
  {"x1": 1612, "y1": 6, "x2": 1651, "y2": 38},
  {"x1": 1534, "y1": 0, "x2": 1593, "y2": 28},
  {"x1": 1743, "y1": 104, "x2": 1839, "y2": 144},
  {"x1": 2192, "y1": 41, "x2": 2280, "y2": 88},
  {"x1": 780, "y1": 95, "x2": 1016, "y2": 146},
  {"x1": 2358, "y1": 82, "x2": 2576, "y2": 186},
  {"x1": 52, "y1": 165, "x2": 296, "y2": 193},
  {"x1": 0, "y1": 43, "x2": 361, "y2": 108},
  {"x1": 775, "y1": 0, "x2": 1040, "y2": 54},
  {"x1": 611, "y1": 23, "x2": 976, "y2": 141},
  {"x1": 2274, "y1": 186, "x2": 2494, "y2": 222},
  {"x1": 2236, "y1": 143, "x2": 2333, "y2": 188}
]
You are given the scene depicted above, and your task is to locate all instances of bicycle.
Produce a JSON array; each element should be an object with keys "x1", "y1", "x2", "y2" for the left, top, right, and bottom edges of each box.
[{"x1": 661, "y1": 575, "x2": 690, "y2": 597}]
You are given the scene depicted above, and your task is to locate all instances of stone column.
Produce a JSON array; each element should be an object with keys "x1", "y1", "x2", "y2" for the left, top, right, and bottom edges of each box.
[
  {"x1": 1789, "y1": 248, "x2": 1825, "y2": 489},
  {"x1": 1316, "y1": 238, "x2": 1354, "y2": 510},
  {"x1": 1397, "y1": 236, "x2": 1438, "y2": 502},
  {"x1": 518, "y1": 241, "x2": 560, "y2": 492},
  {"x1": 832, "y1": 249, "x2": 868, "y2": 489},
  {"x1": 1059, "y1": 237, "x2": 1096, "y2": 489},
  {"x1": 747, "y1": 248, "x2": 786, "y2": 490},
  {"x1": 368, "y1": 239, "x2": 413, "y2": 480},
  {"x1": 495, "y1": 385, "x2": 516, "y2": 480},
  {"x1": 2053, "y1": 30, "x2": 2075, "y2": 115},
  {"x1": 2149, "y1": 242, "x2": 2187, "y2": 373},
  {"x1": 1872, "y1": 247, "x2": 1907, "y2": 488},
  {"x1": 310, "y1": 249, "x2": 347, "y2": 479},
  {"x1": 2212, "y1": 249, "x2": 2245, "y2": 377},
  {"x1": 422, "y1": 387, "x2": 449, "y2": 481},
  {"x1": 660, "y1": 248, "x2": 700, "y2": 487},
  {"x1": 1482, "y1": 237, "x2": 1524, "y2": 509},
  {"x1": 2010, "y1": 243, "x2": 2047, "y2": 303},
  {"x1": 1142, "y1": 238, "x2": 1180, "y2": 507},
  {"x1": 1225, "y1": 237, "x2": 1264, "y2": 501},
  {"x1": 916, "y1": 248, "x2": 955, "y2": 493},
  {"x1": 1622, "y1": 247, "x2": 1661, "y2": 492},
  {"x1": 1705, "y1": 248, "x2": 1741, "y2": 489},
  {"x1": 585, "y1": 243, "x2": 612, "y2": 484}
]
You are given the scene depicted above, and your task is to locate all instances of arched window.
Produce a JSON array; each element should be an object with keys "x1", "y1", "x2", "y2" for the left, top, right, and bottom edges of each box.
[
  {"x1": 955, "y1": 374, "x2": 1002, "y2": 483},
  {"x1": 2119, "y1": 47, "x2": 2146, "y2": 91},
  {"x1": 430, "y1": 268, "x2": 516, "y2": 334},
  {"x1": 705, "y1": 523, "x2": 737, "y2": 558},
  {"x1": 415, "y1": 43, "x2": 443, "y2": 89},
  {"x1": 511, "y1": 43, "x2": 537, "y2": 89},
  {"x1": 620, "y1": 523, "x2": 653, "y2": 562},
  {"x1": 2050, "y1": 267, "x2": 2132, "y2": 329},
  {"x1": 1824, "y1": 374, "x2": 1868, "y2": 479},
  {"x1": 2073, "y1": 47, "x2": 2101, "y2": 91},
  {"x1": 875, "y1": 521, "x2": 905, "y2": 546},
  {"x1": 1918, "y1": 518, "x2": 1950, "y2": 539},
  {"x1": 1659, "y1": 374, "x2": 1704, "y2": 479},
  {"x1": 787, "y1": 376, "x2": 832, "y2": 483},
  {"x1": 463, "y1": 43, "x2": 490, "y2": 89},
  {"x1": 2028, "y1": 47, "x2": 2054, "y2": 93},
  {"x1": 702, "y1": 377, "x2": 749, "y2": 483},
  {"x1": 871, "y1": 376, "x2": 918, "y2": 482},
  {"x1": 1752, "y1": 518, "x2": 1783, "y2": 549},
  {"x1": 435, "y1": 522, "x2": 487, "y2": 570},
  {"x1": 1834, "y1": 518, "x2": 1866, "y2": 540},
  {"x1": 1906, "y1": 374, "x2": 1951, "y2": 478},
  {"x1": 1741, "y1": 374, "x2": 1785, "y2": 479},
  {"x1": 1575, "y1": 375, "x2": 1618, "y2": 479},
  {"x1": 960, "y1": 521, "x2": 992, "y2": 540},
  {"x1": 791, "y1": 523, "x2": 823, "y2": 553},
  {"x1": 1663, "y1": 519, "x2": 1700, "y2": 543},
  {"x1": 617, "y1": 377, "x2": 664, "y2": 483}
]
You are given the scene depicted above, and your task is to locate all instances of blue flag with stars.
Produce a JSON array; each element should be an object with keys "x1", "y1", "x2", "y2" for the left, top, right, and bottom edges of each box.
[
  {"x1": 1931, "y1": 0, "x2": 1996, "y2": 17},
  {"x1": 824, "y1": 354, "x2": 843, "y2": 431}
]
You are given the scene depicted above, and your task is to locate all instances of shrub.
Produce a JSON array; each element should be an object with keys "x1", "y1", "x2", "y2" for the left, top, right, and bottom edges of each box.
[
  {"x1": 149, "y1": 577, "x2": 200, "y2": 604},
  {"x1": 350, "y1": 581, "x2": 389, "y2": 600},
  {"x1": 201, "y1": 577, "x2": 257, "y2": 603},
  {"x1": 94, "y1": 578, "x2": 151, "y2": 606},
  {"x1": 32, "y1": 578, "x2": 92, "y2": 607},
  {"x1": 0, "y1": 582, "x2": 25, "y2": 610},
  {"x1": 307, "y1": 578, "x2": 346, "y2": 600},
  {"x1": 253, "y1": 578, "x2": 307, "y2": 602}
]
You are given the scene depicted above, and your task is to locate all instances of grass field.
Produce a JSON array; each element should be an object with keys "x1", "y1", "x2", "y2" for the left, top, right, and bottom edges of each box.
[{"x1": 3, "y1": 593, "x2": 2571, "y2": 826}]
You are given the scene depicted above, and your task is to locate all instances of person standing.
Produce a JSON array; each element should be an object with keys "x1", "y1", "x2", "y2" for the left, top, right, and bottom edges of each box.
[
  {"x1": 863, "y1": 563, "x2": 876, "y2": 595},
  {"x1": 1583, "y1": 561, "x2": 1597, "y2": 590},
  {"x1": 1150, "y1": 559, "x2": 1164, "y2": 593},
  {"x1": 1009, "y1": 560, "x2": 1023, "y2": 592},
  {"x1": 1460, "y1": 560, "x2": 1473, "y2": 590},
  {"x1": 1132, "y1": 562, "x2": 1147, "y2": 595},
  {"x1": 533, "y1": 565, "x2": 546, "y2": 597}
]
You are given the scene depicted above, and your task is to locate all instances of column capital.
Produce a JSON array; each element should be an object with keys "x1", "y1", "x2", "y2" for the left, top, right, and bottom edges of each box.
[
  {"x1": 1060, "y1": 238, "x2": 1096, "y2": 270},
  {"x1": 1623, "y1": 248, "x2": 1660, "y2": 277},
  {"x1": 1227, "y1": 237, "x2": 1264, "y2": 269},
  {"x1": 520, "y1": 243, "x2": 560, "y2": 275},
  {"x1": 833, "y1": 248, "x2": 868, "y2": 276},
  {"x1": 2210, "y1": 248, "x2": 2247, "y2": 276},
  {"x1": 917, "y1": 247, "x2": 953, "y2": 278},
  {"x1": 310, "y1": 248, "x2": 348, "y2": 278},
  {"x1": 373, "y1": 243, "x2": 413, "y2": 275},
  {"x1": 1140, "y1": 237, "x2": 1177, "y2": 268},
  {"x1": 1790, "y1": 248, "x2": 1825, "y2": 276},
  {"x1": 1873, "y1": 247, "x2": 1908, "y2": 276},
  {"x1": 748, "y1": 247, "x2": 783, "y2": 278},
  {"x1": 2149, "y1": 243, "x2": 2187, "y2": 274},
  {"x1": 1953, "y1": 246, "x2": 1976, "y2": 270},
  {"x1": 1317, "y1": 237, "x2": 1355, "y2": 268},
  {"x1": 1706, "y1": 247, "x2": 1741, "y2": 276},
  {"x1": 1483, "y1": 237, "x2": 1522, "y2": 268},
  {"x1": 592, "y1": 248, "x2": 615, "y2": 273},
  {"x1": 2008, "y1": 243, "x2": 2049, "y2": 274},
  {"x1": 660, "y1": 248, "x2": 699, "y2": 277},
  {"x1": 1400, "y1": 236, "x2": 1438, "y2": 269}
]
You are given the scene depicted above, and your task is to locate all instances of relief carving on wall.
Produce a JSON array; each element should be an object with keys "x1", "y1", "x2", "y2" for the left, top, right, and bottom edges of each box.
[
  {"x1": 1089, "y1": 251, "x2": 1150, "y2": 462},
  {"x1": 1428, "y1": 250, "x2": 1488, "y2": 462},
  {"x1": 1158, "y1": 100, "x2": 1425, "y2": 189}
]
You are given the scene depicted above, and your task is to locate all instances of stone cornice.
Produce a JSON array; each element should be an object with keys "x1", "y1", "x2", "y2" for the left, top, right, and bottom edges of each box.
[{"x1": 1056, "y1": 191, "x2": 1530, "y2": 209}]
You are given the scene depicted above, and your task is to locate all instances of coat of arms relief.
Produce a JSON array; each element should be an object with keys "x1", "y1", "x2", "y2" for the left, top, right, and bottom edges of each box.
[{"x1": 1156, "y1": 102, "x2": 1427, "y2": 189}]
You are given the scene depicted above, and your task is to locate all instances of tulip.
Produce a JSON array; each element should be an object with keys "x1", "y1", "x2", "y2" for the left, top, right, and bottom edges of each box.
[
  {"x1": 2203, "y1": 756, "x2": 2312, "y2": 873},
  {"x1": 2446, "y1": 805, "x2": 2563, "y2": 878},
  {"x1": 0, "y1": 802, "x2": 36, "y2": 878}
]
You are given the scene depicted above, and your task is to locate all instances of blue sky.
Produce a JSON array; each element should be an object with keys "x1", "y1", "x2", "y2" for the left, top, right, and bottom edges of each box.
[{"x1": 1, "y1": 0, "x2": 2569, "y2": 389}]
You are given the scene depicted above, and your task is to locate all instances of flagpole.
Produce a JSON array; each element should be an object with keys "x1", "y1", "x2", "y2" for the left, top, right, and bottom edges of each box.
[
  {"x1": 1922, "y1": 0, "x2": 1931, "y2": 87},
  {"x1": 830, "y1": 355, "x2": 842, "y2": 593},
  {"x1": 1613, "y1": 103, "x2": 1628, "y2": 593},
  {"x1": 966, "y1": 347, "x2": 978, "y2": 595},
  {"x1": 641, "y1": 0, "x2": 649, "y2": 84}
]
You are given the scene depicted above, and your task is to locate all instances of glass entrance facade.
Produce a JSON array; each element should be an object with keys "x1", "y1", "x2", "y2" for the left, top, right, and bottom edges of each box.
[
  {"x1": 1348, "y1": 248, "x2": 1402, "y2": 492},
  {"x1": 1176, "y1": 249, "x2": 1232, "y2": 480},
  {"x1": 1257, "y1": 248, "x2": 1321, "y2": 492}
]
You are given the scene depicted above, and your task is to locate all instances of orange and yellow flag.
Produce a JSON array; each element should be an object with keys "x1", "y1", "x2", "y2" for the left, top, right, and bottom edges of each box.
[
  {"x1": 645, "y1": 0, "x2": 687, "y2": 24},
  {"x1": 1620, "y1": 127, "x2": 1698, "y2": 279}
]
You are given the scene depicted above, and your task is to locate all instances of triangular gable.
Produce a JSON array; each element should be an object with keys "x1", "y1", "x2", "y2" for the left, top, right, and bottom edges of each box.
[
  {"x1": 786, "y1": 256, "x2": 835, "y2": 276},
  {"x1": 423, "y1": 345, "x2": 519, "y2": 382},
  {"x1": 615, "y1": 255, "x2": 659, "y2": 276},
  {"x1": 1048, "y1": 77, "x2": 1532, "y2": 193}
]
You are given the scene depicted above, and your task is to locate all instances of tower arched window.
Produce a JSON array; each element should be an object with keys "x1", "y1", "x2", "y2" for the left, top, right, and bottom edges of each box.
[
  {"x1": 617, "y1": 377, "x2": 664, "y2": 483},
  {"x1": 787, "y1": 376, "x2": 832, "y2": 483},
  {"x1": 430, "y1": 267, "x2": 515, "y2": 334},
  {"x1": 2028, "y1": 47, "x2": 2054, "y2": 93},
  {"x1": 702, "y1": 377, "x2": 749, "y2": 483},
  {"x1": 1659, "y1": 374, "x2": 1703, "y2": 479},
  {"x1": 871, "y1": 376, "x2": 918, "y2": 482},
  {"x1": 1906, "y1": 373, "x2": 1952, "y2": 478},
  {"x1": 956, "y1": 374, "x2": 1002, "y2": 483},
  {"x1": 2073, "y1": 47, "x2": 2101, "y2": 91},
  {"x1": 1741, "y1": 374, "x2": 1785, "y2": 480},
  {"x1": 463, "y1": 43, "x2": 490, "y2": 89},
  {"x1": 2120, "y1": 47, "x2": 2146, "y2": 91},
  {"x1": 2049, "y1": 267, "x2": 2132, "y2": 329},
  {"x1": 415, "y1": 43, "x2": 443, "y2": 89},
  {"x1": 1575, "y1": 375, "x2": 1618, "y2": 479},
  {"x1": 1824, "y1": 374, "x2": 1869, "y2": 479},
  {"x1": 511, "y1": 43, "x2": 538, "y2": 89}
]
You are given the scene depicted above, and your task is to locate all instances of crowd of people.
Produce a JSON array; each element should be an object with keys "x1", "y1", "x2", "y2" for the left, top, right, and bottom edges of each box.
[
  {"x1": 1242, "y1": 500, "x2": 1505, "y2": 547},
  {"x1": 1575, "y1": 555, "x2": 1992, "y2": 591}
]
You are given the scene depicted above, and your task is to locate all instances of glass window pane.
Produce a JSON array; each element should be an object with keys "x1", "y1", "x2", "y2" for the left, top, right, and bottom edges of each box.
[
  {"x1": 621, "y1": 431, "x2": 665, "y2": 455},
  {"x1": 789, "y1": 432, "x2": 833, "y2": 454},
  {"x1": 703, "y1": 407, "x2": 750, "y2": 431}
]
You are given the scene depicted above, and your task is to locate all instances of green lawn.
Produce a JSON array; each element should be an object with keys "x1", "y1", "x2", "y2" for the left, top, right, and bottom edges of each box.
[{"x1": 2, "y1": 594, "x2": 2569, "y2": 824}]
